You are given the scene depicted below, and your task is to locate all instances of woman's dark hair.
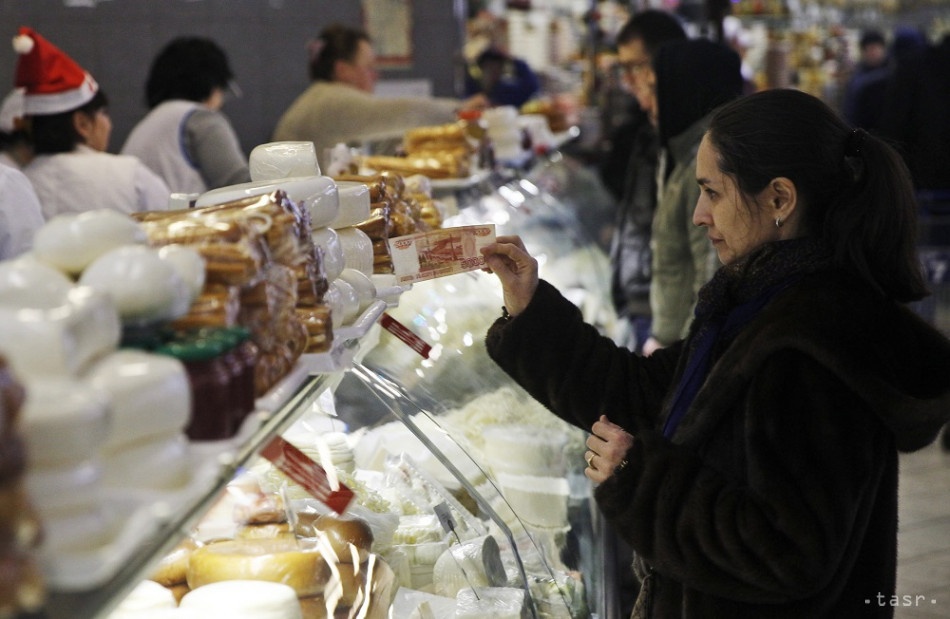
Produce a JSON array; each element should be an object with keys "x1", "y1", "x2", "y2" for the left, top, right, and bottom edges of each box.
[
  {"x1": 615, "y1": 9, "x2": 687, "y2": 56},
  {"x1": 706, "y1": 88, "x2": 927, "y2": 302},
  {"x1": 145, "y1": 37, "x2": 233, "y2": 108},
  {"x1": 30, "y1": 89, "x2": 108, "y2": 155},
  {"x1": 308, "y1": 24, "x2": 370, "y2": 82}
]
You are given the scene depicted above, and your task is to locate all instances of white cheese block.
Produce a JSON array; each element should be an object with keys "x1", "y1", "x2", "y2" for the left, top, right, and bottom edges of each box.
[
  {"x1": 79, "y1": 245, "x2": 192, "y2": 325},
  {"x1": 250, "y1": 141, "x2": 321, "y2": 181},
  {"x1": 0, "y1": 257, "x2": 74, "y2": 309},
  {"x1": 21, "y1": 377, "x2": 110, "y2": 465},
  {"x1": 483, "y1": 425, "x2": 568, "y2": 477},
  {"x1": 310, "y1": 227, "x2": 345, "y2": 282},
  {"x1": 496, "y1": 473, "x2": 569, "y2": 528},
  {"x1": 102, "y1": 433, "x2": 190, "y2": 491},
  {"x1": 334, "y1": 227, "x2": 374, "y2": 276},
  {"x1": 337, "y1": 269, "x2": 377, "y2": 314},
  {"x1": 330, "y1": 181, "x2": 371, "y2": 229},
  {"x1": 32, "y1": 209, "x2": 147, "y2": 275},
  {"x1": 26, "y1": 458, "x2": 102, "y2": 516},
  {"x1": 180, "y1": 580, "x2": 302, "y2": 619},
  {"x1": 322, "y1": 283, "x2": 345, "y2": 330},
  {"x1": 157, "y1": 244, "x2": 206, "y2": 303},
  {"x1": 109, "y1": 580, "x2": 177, "y2": 616},
  {"x1": 83, "y1": 349, "x2": 190, "y2": 450},
  {"x1": 455, "y1": 587, "x2": 526, "y2": 619},
  {"x1": 432, "y1": 535, "x2": 507, "y2": 598},
  {"x1": 0, "y1": 286, "x2": 121, "y2": 379},
  {"x1": 40, "y1": 503, "x2": 113, "y2": 553},
  {"x1": 331, "y1": 279, "x2": 360, "y2": 325}
]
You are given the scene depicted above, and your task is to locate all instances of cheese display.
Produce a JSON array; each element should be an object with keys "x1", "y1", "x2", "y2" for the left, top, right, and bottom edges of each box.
[
  {"x1": 309, "y1": 228, "x2": 344, "y2": 283},
  {"x1": 0, "y1": 257, "x2": 74, "y2": 309},
  {"x1": 106, "y1": 580, "x2": 176, "y2": 616},
  {"x1": 195, "y1": 176, "x2": 340, "y2": 231},
  {"x1": 20, "y1": 377, "x2": 109, "y2": 466},
  {"x1": 334, "y1": 227, "x2": 374, "y2": 276},
  {"x1": 455, "y1": 586, "x2": 527, "y2": 619},
  {"x1": 432, "y1": 534, "x2": 507, "y2": 598},
  {"x1": 329, "y1": 181, "x2": 372, "y2": 229}
]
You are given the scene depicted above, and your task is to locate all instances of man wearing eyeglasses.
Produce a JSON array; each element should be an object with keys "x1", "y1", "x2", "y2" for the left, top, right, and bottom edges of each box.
[{"x1": 602, "y1": 11, "x2": 686, "y2": 355}]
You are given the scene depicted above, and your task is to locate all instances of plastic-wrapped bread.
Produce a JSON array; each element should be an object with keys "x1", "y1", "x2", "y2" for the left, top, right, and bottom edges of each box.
[
  {"x1": 432, "y1": 535, "x2": 506, "y2": 598},
  {"x1": 185, "y1": 539, "x2": 332, "y2": 597}
]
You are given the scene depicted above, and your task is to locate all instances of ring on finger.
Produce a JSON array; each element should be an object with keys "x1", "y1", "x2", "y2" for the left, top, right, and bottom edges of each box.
[{"x1": 585, "y1": 452, "x2": 596, "y2": 469}]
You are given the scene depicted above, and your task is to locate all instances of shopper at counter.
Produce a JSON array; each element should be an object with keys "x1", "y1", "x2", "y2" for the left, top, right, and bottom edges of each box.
[
  {"x1": 642, "y1": 39, "x2": 742, "y2": 356},
  {"x1": 122, "y1": 36, "x2": 250, "y2": 194},
  {"x1": 272, "y1": 23, "x2": 487, "y2": 169},
  {"x1": 602, "y1": 10, "x2": 686, "y2": 353},
  {"x1": 13, "y1": 27, "x2": 170, "y2": 218},
  {"x1": 480, "y1": 88, "x2": 950, "y2": 617}
]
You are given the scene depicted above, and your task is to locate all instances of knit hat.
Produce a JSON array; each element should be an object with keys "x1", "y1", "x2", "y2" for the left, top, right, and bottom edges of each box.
[{"x1": 12, "y1": 26, "x2": 98, "y2": 116}]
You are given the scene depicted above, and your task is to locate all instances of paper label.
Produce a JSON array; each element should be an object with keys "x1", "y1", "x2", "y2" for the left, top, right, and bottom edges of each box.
[
  {"x1": 380, "y1": 312, "x2": 432, "y2": 359},
  {"x1": 387, "y1": 224, "x2": 496, "y2": 284},
  {"x1": 260, "y1": 436, "x2": 354, "y2": 514}
]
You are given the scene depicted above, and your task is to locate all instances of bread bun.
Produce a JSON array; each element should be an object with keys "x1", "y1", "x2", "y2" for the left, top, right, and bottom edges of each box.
[
  {"x1": 149, "y1": 538, "x2": 198, "y2": 586},
  {"x1": 313, "y1": 514, "x2": 373, "y2": 564}
]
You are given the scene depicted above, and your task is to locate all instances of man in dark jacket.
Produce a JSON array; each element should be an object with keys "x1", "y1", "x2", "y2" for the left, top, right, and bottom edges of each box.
[{"x1": 601, "y1": 11, "x2": 686, "y2": 353}]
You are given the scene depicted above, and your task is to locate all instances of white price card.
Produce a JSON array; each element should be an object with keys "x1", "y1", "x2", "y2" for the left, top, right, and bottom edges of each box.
[{"x1": 387, "y1": 224, "x2": 496, "y2": 284}]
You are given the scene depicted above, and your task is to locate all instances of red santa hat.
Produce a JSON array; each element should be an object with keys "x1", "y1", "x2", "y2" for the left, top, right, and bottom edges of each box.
[{"x1": 12, "y1": 26, "x2": 98, "y2": 116}]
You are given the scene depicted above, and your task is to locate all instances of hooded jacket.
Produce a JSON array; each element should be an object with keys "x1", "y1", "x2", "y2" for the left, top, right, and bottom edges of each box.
[
  {"x1": 648, "y1": 40, "x2": 743, "y2": 345},
  {"x1": 486, "y1": 266, "x2": 950, "y2": 617}
]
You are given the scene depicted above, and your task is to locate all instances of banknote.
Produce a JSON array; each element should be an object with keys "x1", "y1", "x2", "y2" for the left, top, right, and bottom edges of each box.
[{"x1": 387, "y1": 224, "x2": 496, "y2": 284}]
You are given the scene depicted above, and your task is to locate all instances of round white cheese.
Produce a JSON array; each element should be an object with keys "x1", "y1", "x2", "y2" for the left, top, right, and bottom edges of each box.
[
  {"x1": 337, "y1": 269, "x2": 377, "y2": 314},
  {"x1": 180, "y1": 579, "x2": 303, "y2": 619},
  {"x1": 433, "y1": 535, "x2": 507, "y2": 599},
  {"x1": 83, "y1": 349, "x2": 190, "y2": 450},
  {"x1": 331, "y1": 279, "x2": 360, "y2": 325},
  {"x1": 330, "y1": 181, "x2": 371, "y2": 229},
  {"x1": 26, "y1": 458, "x2": 102, "y2": 516},
  {"x1": 109, "y1": 580, "x2": 176, "y2": 615},
  {"x1": 32, "y1": 209, "x2": 147, "y2": 276},
  {"x1": 157, "y1": 244, "x2": 206, "y2": 303},
  {"x1": 334, "y1": 227, "x2": 374, "y2": 276},
  {"x1": 310, "y1": 227, "x2": 345, "y2": 282},
  {"x1": 21, "y1": 377, "x2": 110, "y2": 466},
  {"x1": 102, "y1": 433, "x2": 190, "y2": 491},
  {"x1": 0, "y1": 257, "x2": 74, "y2": 309}
]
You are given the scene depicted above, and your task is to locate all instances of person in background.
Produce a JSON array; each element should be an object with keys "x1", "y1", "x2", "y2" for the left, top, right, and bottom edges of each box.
[
  {"x1": 0, "y1": 164, "x2": 44, "y2": 260},
  {"x1": 601, "y1": 10, "x2": 687, "y2": 354},
  {"x1": 464, "y1": 45, "x2": 540, "y2": 108},
  {"x1": 642, "y1": 39, "x2": 743, "y2": 356},
  {"x1": 273, "y1": 23, "x2": 487, "y2": 170},
  {"x1": 122, "y1": 37, "x2": 250, "y2": 194},
  {"x1": 480, "y1": 88, "x2": 950, "y2": 617},
  {"x1": 13, "y1": 27, "x2": 169, "y2": 219},
  {"x1": 0, "y1": 88, "x2": 32, "y2": 169}
]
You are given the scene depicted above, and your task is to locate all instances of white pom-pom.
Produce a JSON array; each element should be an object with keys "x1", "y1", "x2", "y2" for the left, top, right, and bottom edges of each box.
[{"x1": 12, "y1": 34, "x2": 34, "y2": 55}]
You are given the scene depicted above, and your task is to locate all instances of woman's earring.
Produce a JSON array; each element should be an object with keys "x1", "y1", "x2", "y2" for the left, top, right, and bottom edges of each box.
[{"x1": 775, "y1": 217, "x2": 784, "y2": 228}]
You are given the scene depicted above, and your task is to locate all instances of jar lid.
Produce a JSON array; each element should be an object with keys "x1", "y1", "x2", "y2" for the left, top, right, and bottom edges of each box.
[{"x1": 155, "y1": 338, "x2": 225, "y2": 362}]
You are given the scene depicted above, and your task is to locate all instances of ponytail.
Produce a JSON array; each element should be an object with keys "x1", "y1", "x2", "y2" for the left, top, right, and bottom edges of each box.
[{"x1": 707, "y1": 89, "x2": 928, "y2": 303}]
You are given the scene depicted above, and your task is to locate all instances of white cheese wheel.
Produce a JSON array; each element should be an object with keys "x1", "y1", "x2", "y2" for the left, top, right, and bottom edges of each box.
[
  {"x1": 21, "y1": 377, "x2": 110, "y2": 466},
  {"x1": 157, "y1": 244, "x2": 206, "y2": 302},
  {"x1": 194, "y1": 175, "x2": 339, "y2": 229},
  {"x1": 0, "y1": 257, "x2": 74, "y2": 309},
  {"x1": 432, "y1": 535, "x2": 506, "y2": 599},
  {"x1": 26, "y1": 458, "x2": 102, "y2": 516},
  {"x1": 32, "y1": 209, "x2": 147, "y2": 275},
  {"x1": 180, "y1": 580, "x2": 302, "y2": 619},
  {"x1": 102, "y1": 433, "x2": 190, "y2": 491},
  {"x1": 321, "y1": 284, "x2": 345, "y2": 330},
  {"x1": 0, "y1": 286, "x2": 121, "y2": 378},
  {"x1": 310, "y1": 228, "x2": 345, "y2": 282},
  {"x1": 185, "y1": 539, "x2": 332, "y2": 597},
  {"x1": 331, "y1": 279, "x2": 360, "y2": 325},
  {"x1": 496, "y1": 473, "x2": 569, "y2": 528},
  {"x1": 80, "y1": 245, "x2": 191, "y2": 325},
  {"x1": 40, "y1": 503, "x2": 112, "y2": 553},
  {"x1": 250, "y1": 140, "x2": 321, "y2": 181},
  {"x1": 483, "y1": 425, "x2": 568, "y2": 477},
  {"x1": 84, "y1": 349, "x2": 190, "y2": 450},
  {"x1": 337, "y1": 269, "x2": 376, "y2": 314},
  {"x1": 329, "y1": 181, "x2": 371, "y2": 229},
  {"x1": 109, "y1": 580, "x2": 177, "y2": 616},
  {"x1": 334, "y1": 227, "x2": 373, "y2": 276}
]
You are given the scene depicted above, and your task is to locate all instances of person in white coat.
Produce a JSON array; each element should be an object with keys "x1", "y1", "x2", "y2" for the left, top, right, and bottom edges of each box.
[
  {"x1": 0, "y1": 163, "x2": 44, "y2": 260},
  {"x1": 122, "y1": 37, "x2": 250, "y2": 194},
  {"x1": 12, "y1": 26, "x2": 170, "y2": 219}
]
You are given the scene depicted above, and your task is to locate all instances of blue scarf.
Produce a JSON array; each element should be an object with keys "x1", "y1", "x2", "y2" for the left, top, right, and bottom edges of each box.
[{"x1": 662, "y1": 238, "x2": 830, "y2": 438}]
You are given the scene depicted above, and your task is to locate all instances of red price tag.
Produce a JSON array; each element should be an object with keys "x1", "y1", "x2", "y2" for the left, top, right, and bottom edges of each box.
[
  {"x1": 260, "y1": 436, "x2": 354, "y2": 514},
  {"x1": 380, "y1": 312, "x2": 432, "y2": 359}
]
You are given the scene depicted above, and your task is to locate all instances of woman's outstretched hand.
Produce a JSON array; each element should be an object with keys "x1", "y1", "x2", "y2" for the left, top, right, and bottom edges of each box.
[
  {"x1": 480, "y1": 235, "x2": 539, "y2": 317},
  {"x1": 585, "y1": 415, "x2": 634, "y2": 483}
]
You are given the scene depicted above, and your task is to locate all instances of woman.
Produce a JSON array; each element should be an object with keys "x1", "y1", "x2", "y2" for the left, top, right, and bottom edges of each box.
[
  {"x1": 273, "y1": 23, "x2": 486, "y2": 170},
  {"x1": 481, "y1": 89, "x2": 950, "y2": 617},
  {"x1": 122, "y1": 37, "x2": 250, "y2": 193},
  {"x1": 14, "y1": 27, "x2": 170, "y2": 218}
]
